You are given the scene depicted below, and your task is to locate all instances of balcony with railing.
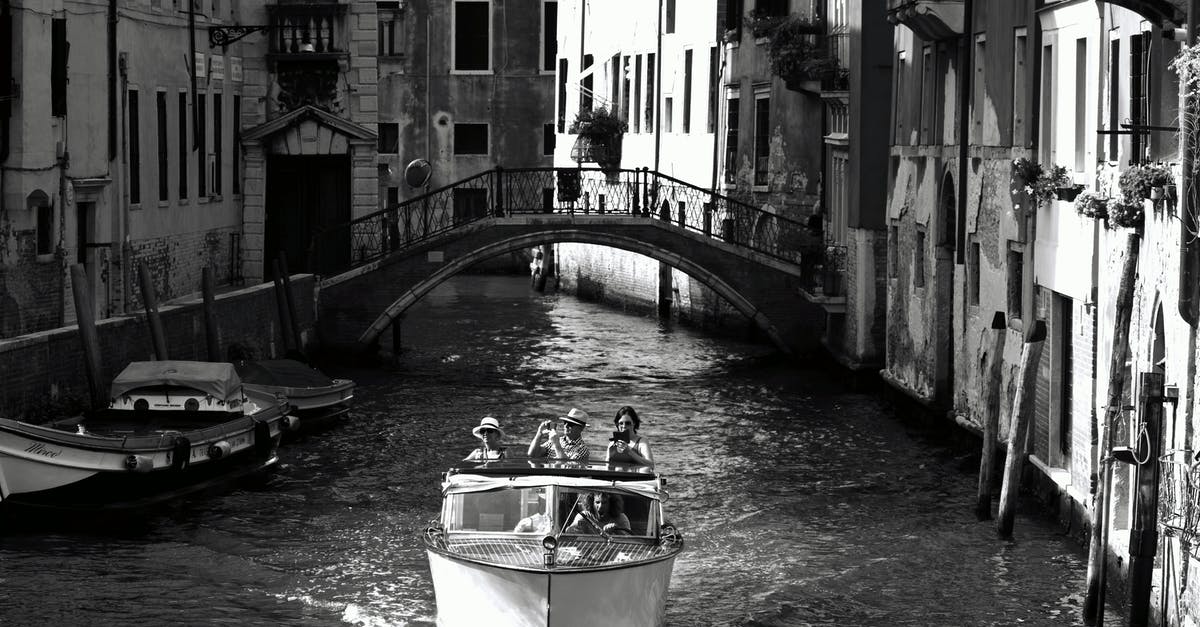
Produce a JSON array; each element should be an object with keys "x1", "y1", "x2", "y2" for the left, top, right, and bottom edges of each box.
[
  {"x1": 265, "y1": 3, "x2": 348, "y2": 60},
  {"x1": 885, "y1": 0, "x2": 963, "y2": 40},
  {"x1": 798, "y1": 244, "x2": 847, "y2": 312}
]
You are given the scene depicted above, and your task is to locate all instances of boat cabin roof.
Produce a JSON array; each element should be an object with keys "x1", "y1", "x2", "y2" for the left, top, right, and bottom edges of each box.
[
  {"x1": 447, "y1": 457, "x2": 659, "y2": 482},
  {"x1": 109, "y1": 360, "x2": 243, "y2": 401}
]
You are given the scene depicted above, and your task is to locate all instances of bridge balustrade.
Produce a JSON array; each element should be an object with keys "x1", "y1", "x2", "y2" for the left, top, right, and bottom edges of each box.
[{"x1": 312, "y1": 167, "x2": 811, "y2": 276}]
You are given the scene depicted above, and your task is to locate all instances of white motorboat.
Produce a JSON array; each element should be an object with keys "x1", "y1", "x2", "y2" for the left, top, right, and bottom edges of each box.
[
  {"x1": 423, "y1": 459, "x2": 684, "y2": 627},
  {"x1": 0, "y1": 360, "x2": 286, "y2": 513}
]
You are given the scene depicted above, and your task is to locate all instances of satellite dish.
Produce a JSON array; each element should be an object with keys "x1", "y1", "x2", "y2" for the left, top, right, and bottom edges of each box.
[{"x1": 404, "y1": 159, "x2": 433, "y2": 188}]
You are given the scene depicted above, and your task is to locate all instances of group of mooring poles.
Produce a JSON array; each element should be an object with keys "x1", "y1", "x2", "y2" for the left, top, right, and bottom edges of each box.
[
  {"x1": 975, "y1": 229, "x2": 1159, "y2": 627},
  {"x1": 69, "y1": 253, "x2": 306, "y2": 413}
]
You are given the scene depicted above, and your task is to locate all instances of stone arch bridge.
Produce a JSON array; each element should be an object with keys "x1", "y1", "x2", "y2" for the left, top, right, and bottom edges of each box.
[{"x1": 311, "y1": 167, "x2": 829, "y2": 357}]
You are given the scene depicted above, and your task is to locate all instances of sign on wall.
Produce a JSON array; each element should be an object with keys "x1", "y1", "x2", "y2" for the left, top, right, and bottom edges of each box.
[
  {"x1": 210, "y1": 55, "x2": 225, "y2": 81},
  {"x1": 194, "y1": 52, "x2": 207, "y2": 78},
  {"x1": 230, "y1": 57, "x2": 243, "y2": 82}
]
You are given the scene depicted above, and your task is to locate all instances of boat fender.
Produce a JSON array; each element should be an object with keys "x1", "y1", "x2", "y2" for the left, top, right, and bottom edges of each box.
[
  {"x1": 253, "y1": 419, "x2": 273, "y2": 458},
  {"x1": 208, "y1": 440, "x2": 232, "y2": 460},
  {"x1": 171, "y1": 436, "x2": 192, "y2": 471},
  {"x1": 124, "y1": 454, "x2": 154, "y2": 473},
  {"x1": 281, "y1": 415, "x2": 301, "y2": 433}
]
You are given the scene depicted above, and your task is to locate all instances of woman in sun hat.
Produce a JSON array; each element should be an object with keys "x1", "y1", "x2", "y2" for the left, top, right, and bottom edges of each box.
[
  {"x1": 527, "y1": 408, "x2": 591, "y2": 460},
  {"x1": 465, "y1": 416, "x2": 507, "y2": 460}
]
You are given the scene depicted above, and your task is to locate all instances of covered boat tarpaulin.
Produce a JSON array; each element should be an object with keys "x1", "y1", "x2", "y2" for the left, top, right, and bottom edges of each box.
[
  {"x1": 234, "y1": 359, "x2": 334, "y2": 388},
  {"x1": 443, "y1": 474, "x2": 666, "y2": 502},
  {"x1": 109, "y1": 361, "x2": 243, "y2": 401}
]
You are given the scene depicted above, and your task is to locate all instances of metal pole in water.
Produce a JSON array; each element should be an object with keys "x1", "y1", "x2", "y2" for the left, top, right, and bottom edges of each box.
[
  {"x1": 996, "y1": 320, "x2": 1046, "y2": 539},
  {"x1": 137, "y1": 262, "x2": 169, "y2": 360}
]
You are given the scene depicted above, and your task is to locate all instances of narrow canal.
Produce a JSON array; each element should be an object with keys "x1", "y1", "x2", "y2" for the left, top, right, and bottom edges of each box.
[{"x1": 0, "y1": 274, "x2": 1117, "y2": 626}]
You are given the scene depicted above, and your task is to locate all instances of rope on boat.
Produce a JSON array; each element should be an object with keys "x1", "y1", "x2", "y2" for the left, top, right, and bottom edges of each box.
[{"x1": 171, "y1": 436, "x2": 191, "y2": 471}]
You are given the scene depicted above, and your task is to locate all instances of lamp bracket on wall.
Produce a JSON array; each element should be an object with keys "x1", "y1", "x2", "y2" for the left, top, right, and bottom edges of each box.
[{"x1": 208, "y1": 25, "x2": 272, "y2": 49}]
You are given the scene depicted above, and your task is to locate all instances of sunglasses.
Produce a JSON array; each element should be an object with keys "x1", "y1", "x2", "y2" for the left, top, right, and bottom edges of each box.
[{"x1": 479, "y1": 428, "x2": 498, "y2": 435}]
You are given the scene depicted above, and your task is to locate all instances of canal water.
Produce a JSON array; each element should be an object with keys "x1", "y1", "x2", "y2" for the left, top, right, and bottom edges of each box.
[{"x1": 0, "y1": 274, "x2": 1117, "y2": 626}]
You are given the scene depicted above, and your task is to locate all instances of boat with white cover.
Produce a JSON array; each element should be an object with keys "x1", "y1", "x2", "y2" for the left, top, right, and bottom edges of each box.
[
  {"x1": 423, "y1": 458, "x2": 684, "y2": 627},
  {"x1": 234, "y1": 358, "x2": 355, "y2": 438},
  {"x1": 0, "y1": 360, "x2": 286, "y2": 513}
]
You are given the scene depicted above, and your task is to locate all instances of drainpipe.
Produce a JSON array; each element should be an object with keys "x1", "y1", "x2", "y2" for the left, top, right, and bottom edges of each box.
[
  {"x1": 654, "y1": 0, "x2": 662, "y2": 173},
  {"x1": 1179, "y1": 1, "x2": 1199, "y2": 327},
  {"x1": 954, "y1": 0, "x2": 973, "y2": 266}
]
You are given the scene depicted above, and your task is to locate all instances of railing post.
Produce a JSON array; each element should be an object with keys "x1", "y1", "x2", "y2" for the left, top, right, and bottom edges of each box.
[
  {"x1": 494, "y1": 167, "x2": 505, "y2": 217},
  {"x1": 631, "y1": 170, "x2": 640, "y2": 216},
  {"x1": 703, "y1": 200, "x2": 713, "y2": 236},
  {"x1": 677, "y1": 200, "x2": 686, "y2": 228}
]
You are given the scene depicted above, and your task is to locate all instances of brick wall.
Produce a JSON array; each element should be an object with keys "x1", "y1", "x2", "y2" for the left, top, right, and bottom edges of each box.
[
  {"x1": 124, "y1": 227, "x2": 239, "y2": 310},
  {"x1": 0, "y1": 230, "x2": 67, "y2": 338},
  {"x1": 0, "y1": 275, "x2": 313, "y2": 421}
]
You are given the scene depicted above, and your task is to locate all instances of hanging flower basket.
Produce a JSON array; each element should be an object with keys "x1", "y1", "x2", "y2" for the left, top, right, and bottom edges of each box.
[{"x1": 569, "y1": 107, "x2": 627, "y2": 171}]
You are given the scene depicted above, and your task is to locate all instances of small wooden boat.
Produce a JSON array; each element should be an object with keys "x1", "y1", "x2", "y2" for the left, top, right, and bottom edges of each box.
[
  {"x1": 0, "y1": 360, "x2": 286, "y2": 513},
  {"x1": 234, "y1": 359, "x2": 355, "y2": 438},
  {"x1": 423, "y1": 458, "x2": 684, "y2": 627}
]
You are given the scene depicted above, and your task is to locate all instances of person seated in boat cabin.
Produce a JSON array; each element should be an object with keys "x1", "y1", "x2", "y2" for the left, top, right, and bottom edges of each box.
[
  {"x1": 465, "y1": 416, "x2": 507, "y2": 461},
  {"x1": 564, "y1": 492, "x2": 632, "y2": 536},
  {"x1": 606, "y1": 406, "x2": 654, "y2": 467},
  {"x1": 527, "y1": 408, "x2": 590, "y2": 461},
  {"x1": 512, "y1": 488, "x2": 553, "y2": 533}
]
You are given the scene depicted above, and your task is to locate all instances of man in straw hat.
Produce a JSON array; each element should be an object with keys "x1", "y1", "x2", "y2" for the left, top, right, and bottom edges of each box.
[
  {"x1": 527, "y1": 408, "x2": 591, "y2": 460},
  {"x1": 465, "y1": 416, "x2": 507, "y2": 460}
]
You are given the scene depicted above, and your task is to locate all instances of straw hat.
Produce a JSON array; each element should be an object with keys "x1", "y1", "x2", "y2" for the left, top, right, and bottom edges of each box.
[
  {"x1": 472, "y1": 416, "x2": 505, "y2": 439},
  {"x1": 557, "y1": 408, "x2": 589, "y2": 427}
]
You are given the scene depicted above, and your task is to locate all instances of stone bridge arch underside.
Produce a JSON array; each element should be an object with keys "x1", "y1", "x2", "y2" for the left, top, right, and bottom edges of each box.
[{"x1": 316, "y1": 216, "x2": 826, "y2": 357}]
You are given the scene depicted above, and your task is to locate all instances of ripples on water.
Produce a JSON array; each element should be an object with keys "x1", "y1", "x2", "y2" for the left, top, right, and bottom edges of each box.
[{"x1": 0, "y1": 275, "x2": 1106, "y2": 626}]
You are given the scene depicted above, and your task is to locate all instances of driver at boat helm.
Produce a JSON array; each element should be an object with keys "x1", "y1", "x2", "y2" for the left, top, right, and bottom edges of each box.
[{"x1": 527, "y1": 408, "x2": 591, "y2": 461}]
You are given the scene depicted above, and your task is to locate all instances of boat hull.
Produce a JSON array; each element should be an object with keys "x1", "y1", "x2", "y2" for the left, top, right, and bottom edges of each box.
[{"x1": 426, "y1": 549, "x2": 677, "y2": 627}]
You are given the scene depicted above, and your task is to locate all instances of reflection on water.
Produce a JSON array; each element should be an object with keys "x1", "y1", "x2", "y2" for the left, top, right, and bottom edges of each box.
[{"x1": 0, "y1": 275, "x2": 1111, "y2": 626}]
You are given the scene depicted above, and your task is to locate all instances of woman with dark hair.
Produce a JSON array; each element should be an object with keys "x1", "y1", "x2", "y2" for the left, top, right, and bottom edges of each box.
[
  {"x1": 564, "y1": 492, "x2": 631, "y2": 535},
  {"x1": 606, "y1": 406, "x2": 654, "y2": 467}
]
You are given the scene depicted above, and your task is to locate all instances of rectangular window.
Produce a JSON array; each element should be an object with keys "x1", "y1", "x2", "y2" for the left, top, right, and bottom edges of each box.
[
  {"x1": 557, "y1": 58, "x2": 568, "y2": 132},
  {"x1": 1057, "y1": 294, "x2": 1073, "y2": 456},
  {"x1": 129, "y1": 89, "x2": 141, "y2": 205},
  {"x1": 610, "y1": 54, "x2": 620, "y2": 106},
  {"x1": 1130, "y1": 32, "x2": 1150, "y2": 164},
  {"x1": 233, "y1": 95, "x2": 241, "y2": 194},
  {"x1": 36, "y1": 204, "x2": 53, "y2": 256},
  {"x1": 723, "y1": 0, "x2": 744, "y2": 40},
  {"x1": 914, "y1": 228, "x2": 926, "y2": 288},
  {"x1": 756, "y1": 0, "x2": 787, "y2": 18},
  {"x1": 178, "y1": 92, "x2": 188, "y2": 199},
  {"x1": 646, "y1": 53, "x2": 656, "y2": 131},
  {"x1": 724, "y1": 94, "x2": 739, "y2": 184},
  {"x1": 1040, "y1": 44, "x2": 1054, "y2": 165},
  {"x1": 387, "y1": 186, "x2": 399, "y2": 209},
  {"x1": 968, "y1": 239, "x2": 980, "y2": 306},
  {"x1": 972, "y1": 35, "x2": 985, "y2": 143},
  {"x1": 378, "y1": 1, "x2": 403, "y2": 56},
  {"x1": 581, "y1": 54, "x2": 594, "y2": 111},
  {"x1": 51, "y1": 19, "x2": 67, "y2": 117},
  {"x1": 634, "y1": 56, "x2": 642, "y2": 133},
  {"x1": 213, "y1": 92, "x2": 222, "y2": 196},
  {"x1": 894, "y1": 51, "x2": 907, "y2": 144},
  {"x1": 664, "y1": 97, "x2": 674, "y2": 133},
  {"x1": 920, "y1": 46, "x2": 934, "y2": 145},
  {"x1": 454, "y1": 123, "x2": 489, "y2": 155},
  {"x1": 157, "y1": 92, "x2": 168, "y2": 202},
  {"x1": 1075, "y1": 38, "x2": 1087, "y2": 172},
  {"x1": 707, "y1": 46, "x2": 718, "y2": 133},
  {"x1": 543, "y1": 123, "x2": 555, "y2": 156},
  {"x1": 888, "y1": 224, "x2": 898, "y2": 278},
  {"x1": 1012, "y1": 29, "x2": 1027, "y2": 146},
  {"x1": 197, "y1": 92, "x2": 207, "y2": 197},
  {"x1": 454, "y1": 1, "x2": 490, "y2": 72},
  {"x1": 753, "y1": 93, "x2": 769, "y2": 186},
  {"x1": 542, "y1": 1, "x2": 557, "y2": 72},
  {"x1": 379, "y1": 122, "x2": 399, "y2": 153},
  {"x1": 683, "y1": 49, "x2": 693, "y2": 133},
  {"x1": 1008, "y1": 243, "x2": 1024, "y2": 321},
  {"x1": 621, "y1": 55, "x2": 631, "y2": 121},
  {"x1": 1108, "y1": 38, "x2": 1120, "y2": 161},
  {"x1": 665, "y1": 0, "x2": 675, "y2": 34}
]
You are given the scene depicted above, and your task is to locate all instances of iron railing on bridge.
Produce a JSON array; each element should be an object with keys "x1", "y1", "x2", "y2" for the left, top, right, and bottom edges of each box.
[{"x1": 312, "y1": 167, "x2": 811, "y2": 275}]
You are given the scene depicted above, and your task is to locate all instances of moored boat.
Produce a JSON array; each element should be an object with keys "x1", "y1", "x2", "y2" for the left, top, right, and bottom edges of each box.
[
  {"x1": 234, "y1": 359, "x2": 355, "y2": 438},
  {"x1": 0, "y1": 360, "x2": 286, "y2": 513},
  {"x1": 423, "y1": 458, "x2": 684, "y2": 627}
]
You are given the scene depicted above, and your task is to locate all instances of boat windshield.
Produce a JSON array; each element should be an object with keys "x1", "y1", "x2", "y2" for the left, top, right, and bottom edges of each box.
[{"x1": 442, "y1": 486, "x2": 660, "y2": 538}]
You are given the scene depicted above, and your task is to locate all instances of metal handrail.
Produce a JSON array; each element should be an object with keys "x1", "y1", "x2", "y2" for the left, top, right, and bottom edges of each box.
[{"x1": 311, "y1": 167, "x2": 810, "y2": 275}]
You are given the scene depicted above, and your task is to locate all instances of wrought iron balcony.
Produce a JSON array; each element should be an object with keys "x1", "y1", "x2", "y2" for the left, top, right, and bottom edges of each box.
[
  {"x1": 886, "y1": 0, "x2": 963, "y2": 40},
  {"x1": 799, "y1": 244, "x2": 847, "y2": 300}
]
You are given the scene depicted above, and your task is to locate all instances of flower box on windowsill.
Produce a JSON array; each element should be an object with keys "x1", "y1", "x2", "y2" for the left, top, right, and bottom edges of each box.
[
  {"x1": 570, "y1": 134, "x2": 623, "y2": 171},
  {"x1": 1056, "y1": 184, "x2": 1085, "y2": 202}
]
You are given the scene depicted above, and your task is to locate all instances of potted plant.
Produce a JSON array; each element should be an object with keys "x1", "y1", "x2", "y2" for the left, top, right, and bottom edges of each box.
[
  {"x1": 763, "y1": 16, "x2": 836, "y2": 89},
  {"x1": 1108, "y1": 198, "x2": 1145, "y2": 230},
  {"x1": 1073, "y1": 191, "x2": 1109, "y2": 220},
  {"x1": 1118, "y1": 163, "x2": 1172, "y2": 202},
  {"x1": 1011, "y1": 158, "x2": 1072, "y2": 209},
  {"x1": 569, "y1": 107, "x2": 628, "y2": 170},
  {"x1": 743, "y1": 8, "x2": 788, "y2": 39}
]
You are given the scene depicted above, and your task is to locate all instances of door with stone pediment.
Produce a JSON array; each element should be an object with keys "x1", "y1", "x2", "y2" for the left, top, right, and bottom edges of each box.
[{"x1": 265, "y1": 155, "x2": 350, "y2": 275}]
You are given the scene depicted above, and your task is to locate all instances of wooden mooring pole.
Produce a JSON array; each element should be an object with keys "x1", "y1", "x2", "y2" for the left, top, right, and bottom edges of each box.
[
  {"x1": 69, "y1": 264, "x2": 106, "y2": 409},
  {"x1": 1127, "y1": 372, "x2": 1164, "y2": 627},
  {"x1": 271, "y1": 258, "x2": 295, "y2": 356},
  {"x1": 278, "y1": 252, "x2": 304, "y2": 358},
  {"x1": 996, "y1": 320, "x2": 1046, "y2": 540},
  {"x1": 201, "y1": 267, "x2": 221, "y2": 362},
  {"x1": 1084, "y1": 229, "x2": 1141, "y2": 626},
  {"x1": 976, "y1": 311, "x2": 1008, "y2": 520},
  {"x1": 137, "y1": 262, "x2": 169, "y2": 360}
]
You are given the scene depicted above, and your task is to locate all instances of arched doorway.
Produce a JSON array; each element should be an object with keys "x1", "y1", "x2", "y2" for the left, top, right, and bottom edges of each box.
[{"x1": 933, "y1": 172, "x2": 957, "y2": 406}]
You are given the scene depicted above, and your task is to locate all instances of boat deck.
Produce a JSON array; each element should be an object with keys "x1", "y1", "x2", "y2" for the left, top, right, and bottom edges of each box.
[{"x1": 439, "y1": 534, "x2": 676, "y2": 570}]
